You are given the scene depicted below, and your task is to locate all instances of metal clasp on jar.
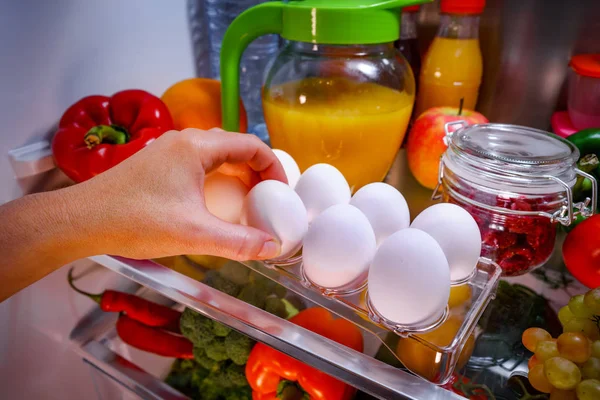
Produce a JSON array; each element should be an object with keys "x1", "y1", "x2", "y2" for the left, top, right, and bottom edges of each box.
[{"x1": 431, "y1": 121, "x2": 598, "y2": 226}]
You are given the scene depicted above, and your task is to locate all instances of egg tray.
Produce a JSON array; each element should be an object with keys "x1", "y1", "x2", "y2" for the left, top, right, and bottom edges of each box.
[{"x1": 243, "y1": 256, "x2": 502, "y2": 385}]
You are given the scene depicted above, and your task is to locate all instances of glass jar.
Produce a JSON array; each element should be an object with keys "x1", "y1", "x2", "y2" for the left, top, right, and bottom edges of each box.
[
  {"x1": 433, "y1": 122, "x2": 597, "y2": 276},
  {"x1": 262, "y1": 42, "x2": 415, "y2": 192}
]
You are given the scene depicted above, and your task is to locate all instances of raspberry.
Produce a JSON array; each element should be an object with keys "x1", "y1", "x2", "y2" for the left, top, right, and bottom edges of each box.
[{"x1": 482, "y1": 230, "x2": 518, "y2": 249}]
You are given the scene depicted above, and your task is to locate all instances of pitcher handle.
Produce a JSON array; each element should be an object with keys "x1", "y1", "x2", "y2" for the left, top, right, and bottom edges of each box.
[{"x1": 220, "y1": 2, "x2": 284, "y2": 132}]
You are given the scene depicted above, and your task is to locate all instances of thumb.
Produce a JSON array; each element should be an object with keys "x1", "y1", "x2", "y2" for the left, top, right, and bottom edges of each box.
[{"x1": 195, "y1": 214, "x2": 281, "y2": 261}]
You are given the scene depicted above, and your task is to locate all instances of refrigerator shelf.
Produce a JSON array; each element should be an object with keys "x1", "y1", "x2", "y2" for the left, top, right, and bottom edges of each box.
[{"x1": 86, "y1": 255, "x2": 462, "y2": 400}]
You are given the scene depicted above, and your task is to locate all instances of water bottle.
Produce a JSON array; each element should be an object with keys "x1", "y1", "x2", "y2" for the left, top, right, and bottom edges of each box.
[
  {"x1": 187, "y1": 0, "x2": 212, "y2": 77},
  {"x1": 205, "y1": 0, "x2": 280, "y2": 143}
]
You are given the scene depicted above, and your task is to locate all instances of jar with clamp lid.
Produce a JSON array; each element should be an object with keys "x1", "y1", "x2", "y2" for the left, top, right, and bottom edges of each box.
[{"x1": 432, "y1": 121, "x2": 597, "y2": 276}]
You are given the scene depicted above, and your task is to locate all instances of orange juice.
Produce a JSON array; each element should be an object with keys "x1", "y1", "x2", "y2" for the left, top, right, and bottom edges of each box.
[
  {"x1": 415, "y1": 37, "x2": 483, "y2": 117},
  {"x1": 264, "y1": 77, "x2": 414, "y2": 191}
]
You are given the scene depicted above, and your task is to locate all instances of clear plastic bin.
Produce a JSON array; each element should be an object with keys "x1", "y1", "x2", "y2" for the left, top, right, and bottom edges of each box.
[{"x1": 568, "y1": 54, "x2": 600, "y2": 130}]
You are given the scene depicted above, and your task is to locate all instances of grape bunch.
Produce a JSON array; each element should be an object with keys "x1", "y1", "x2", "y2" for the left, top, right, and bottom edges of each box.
[{"x1": 522, "y1": 287, "x2": 600, "y2": 399}]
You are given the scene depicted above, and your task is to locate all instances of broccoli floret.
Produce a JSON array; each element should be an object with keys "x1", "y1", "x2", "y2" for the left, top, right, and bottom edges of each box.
[
  {"x1": 212, "y1": 320, "x2": 232, "y2": 337},
  {"x1": 190, "y1": 366, "x2": 211, "y2": 390},
  {"x1": 218, "y1": 261, "x2": 250, "y2": 286},
  {"x1": 285, "y1": 295, "x2": 306, "y2": 313},
  {"x1": 180, "y1": 308, "x2": 215, "y2": 347},
  {"x1": 179, "y1": 359, "x2": 196, "y2": 372},
  {"x1": 273, "y1": 284, "x2": 287, "y2": 299},
  {"x1": 205, "y1": 338, "x2": 229, "y2": 362},
  {"x1": 264, "y1": 297, "x2": 288, "y2": 318},
  {"x1": 204, "y1": 270, "x2": 241, "y2": 297},
  {"x1": 225, "y1": 331, "x2": 255, "y2": 366},
  {"x1": 225, "y1": 386, "x2": 253, "y2": 400},
  {"x1": 193, "y1": 346, "x2": 221, "y2": 370},
  {"x1": 237, "y1": 283, "x2": 267, "y2": 309},
  {"x1": 196, "y1": 378, "x2": 221, "y2": 400},
  {"x1": 225, "y1": 363, "x2": 249, "y2": 388}
]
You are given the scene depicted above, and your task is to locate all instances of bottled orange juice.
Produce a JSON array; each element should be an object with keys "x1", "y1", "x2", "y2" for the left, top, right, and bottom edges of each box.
[
  {"x1": 415, "y1": 0, "x2": 485, "y2": 117},
  {"x1": 264, "y1": 77, "x2": 414, "y2": 191}
]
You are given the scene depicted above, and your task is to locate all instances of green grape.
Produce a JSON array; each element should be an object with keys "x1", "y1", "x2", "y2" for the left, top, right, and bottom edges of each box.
[
  {"x1": 584, "y1": 288, "x2": 600, "y2": 315},
  {"x1": 568, "y1": 295, "x2": 594, "y2": 318},
  {"x1": 529, "y1": 363, "x2": 553, "y2": 394},
  {"x1": 557, "y1": 332, "x2": 592, "y2": 363},
  {"x1": 559, "y1": 306, "x2": 576, "y2": 327},
  {"x1": 592, "y1": 341, "x2": 600, "y2": 358},
  {"x1": 576, "y1": 379, "x2": 600, "y2": 400},
  {"x1": 545, "y1": 357, "x2": 581, "y2": 390},
  {"x1": 563, "y1": 318, "x2": 600, "y2": 341},
  {"x1": 581, "y1": 357, "x2": 600, "y2": 380},
  {"x1": 523, "y1": 327, "x2": 552, "y2": 352},
  {"x1": 535, "y1": 340, "x2": 560, "y2": 362}
]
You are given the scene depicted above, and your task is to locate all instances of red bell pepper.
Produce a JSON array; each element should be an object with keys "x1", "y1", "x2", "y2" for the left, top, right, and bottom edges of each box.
[
  {"x1": 245, "y1": 307, "x2": 364, "y2": 400},
  {"x1": 563, "y1": 214, "x2": 600, "y2": 289},
  {"x1": 441, "y1": 374, "x2": 492, "y2": 399},
  {"x1": 52, "y1": 89, "x2": 173, "y2": 182}
]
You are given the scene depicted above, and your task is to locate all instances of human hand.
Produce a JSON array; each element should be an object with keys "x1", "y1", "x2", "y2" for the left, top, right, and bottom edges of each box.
[{"x1": 72, "y1": 128, "x2": 287, "y2": 261}]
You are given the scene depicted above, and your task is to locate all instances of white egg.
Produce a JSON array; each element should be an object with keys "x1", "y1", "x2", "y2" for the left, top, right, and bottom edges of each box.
[
  {"x1": 242, "y1": 180, "x2": 308, "y2": 260},
  {"x1": 368, "y1": 228, "x2": 450, "y2": 326},
  {"x1": 204, "y1": 172, "x2": 248, "y2": 224},
  {"x1": 272, "y1": 149, "x2": 301, "y2": 188},
  {"x1": 410, "y1": 203, "x2": 481, "y2": 282},
  {"x1": 350, "y1": 182, "x2": 410, "y2": 245},
  {"x1": 295, "y1": 164, "x2": 351, "y2": 222},
  {"x1": 303, "y1": 204, "x2": 376, "y2": 289}
]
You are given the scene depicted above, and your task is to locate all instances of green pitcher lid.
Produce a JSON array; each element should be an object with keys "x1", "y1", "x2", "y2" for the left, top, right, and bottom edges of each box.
[{"x1": 279, "y1": 0, "x2": 430, "y2": 44}]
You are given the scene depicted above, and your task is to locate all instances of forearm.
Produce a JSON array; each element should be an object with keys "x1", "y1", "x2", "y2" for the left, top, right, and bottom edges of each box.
[{"x1": 0, "y1": 185, "x2": 102, "y2": 302}]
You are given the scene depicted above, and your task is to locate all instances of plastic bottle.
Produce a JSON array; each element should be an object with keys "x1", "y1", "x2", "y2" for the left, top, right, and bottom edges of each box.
[
  {"x1": 187, "y1": 0, "x2": 212, "y2": 78},
  {"x1": 395, "y1": 6, "x2": 421, "y2": 91},
  {"x1": 205, "y1": 0, "x2": 280, "y2": 141},
  {"x1": 415, "y1": 0, "x2": 484, "y2": 117}
]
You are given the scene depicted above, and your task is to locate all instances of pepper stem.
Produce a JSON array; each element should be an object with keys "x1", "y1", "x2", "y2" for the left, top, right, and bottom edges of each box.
[
  {"x1": 276, "y1": 380, "x2": 309, "y2": 400},
  {"x1": 67, "y1": 267, "x2": 103, "y2": 304},
  {"x1": 84, "y1": 125, "x2": 129, "y2": 149},
  {"x1": 458, "y1": 98, "x2": 464, "y2": 116}
]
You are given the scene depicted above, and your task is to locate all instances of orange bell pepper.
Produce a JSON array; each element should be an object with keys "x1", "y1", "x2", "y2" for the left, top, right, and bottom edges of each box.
[{"x1": 246, "y1": 307, "x2": 363, "y2": 400}]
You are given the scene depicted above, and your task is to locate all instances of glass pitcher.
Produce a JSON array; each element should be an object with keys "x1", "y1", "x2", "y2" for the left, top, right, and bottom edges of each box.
[{"x1": 220, "y1": 0, "x2": 425, "y2": 191}]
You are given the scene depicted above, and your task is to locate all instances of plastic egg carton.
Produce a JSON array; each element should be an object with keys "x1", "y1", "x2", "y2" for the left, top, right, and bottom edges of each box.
[{"x1": 243, "y1": 256, "x2": 502, "y2": 384}]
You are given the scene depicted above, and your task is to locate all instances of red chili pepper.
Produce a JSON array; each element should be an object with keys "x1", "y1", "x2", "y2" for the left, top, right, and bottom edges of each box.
[
  {"x1": 68, "y1": 268, "x2": 181, "y2": 333},
  {"x1": 116, "y1": 314, "x2": 193, "y2": 359},
  {"x1": 52, "y1": 89, "x2": 173, "y2": 182}
]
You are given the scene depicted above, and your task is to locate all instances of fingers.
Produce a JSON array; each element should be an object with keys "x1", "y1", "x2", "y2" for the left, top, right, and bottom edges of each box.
[
  {"x1": 194, "y1": 213, "x2": 281, "y2": 261},
  {"x1": 189, "y1": 129, "x2": 287, "y2": 184}
]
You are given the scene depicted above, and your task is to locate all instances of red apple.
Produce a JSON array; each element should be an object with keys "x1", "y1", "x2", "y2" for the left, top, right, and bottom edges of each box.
[{"x1": 406, "y1": 107, "x2": 488, "y2": 189}]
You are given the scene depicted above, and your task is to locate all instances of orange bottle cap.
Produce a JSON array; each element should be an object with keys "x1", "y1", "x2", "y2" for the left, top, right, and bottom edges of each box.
[
  {"x1": 403, "y1": 5, "x2": 421, "y2": 12},
  {"x1": 570, "y1": 54, "x2": 600, "y2": 78},
  {"x1": 441, "y1": 0, "x2": 485, "y2": 15}
]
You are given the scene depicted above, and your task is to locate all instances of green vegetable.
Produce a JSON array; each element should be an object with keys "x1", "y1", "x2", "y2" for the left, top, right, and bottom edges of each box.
[
  {"x1": 169, "y1": 262, "x2": 304, "y2": 399},
  {"x1": 224, "y1": 364, "x2": 249, "y2": 388},
  {"x1": 225, "y1": 331, "x2": 254, "y2": 366},
  {"x1": 224, "y1": 387, "x2": 252, "y2": 400},
  {"x1": 568, "y1": 128, "x2": 600, "y2": 159},
  {"x1": 212, "y1": 320, "x2": 232, "y2": 337},
  {"x1": 193, "y1": 347, "x2": 219, "y2": 370},
  {"x1": 573, "y1": 154, "x2": 600, "y2": 195},
  {"x1": 218, "y1": 261, "x2": 251, "y2": 286},
  {"x1": 180, "y1": 309, "x2": 215, "y2": 347},
  {"x1": 238, "y1": 283, "x2": 267, "y2": 309},
  {"x1": 265, "y1": 296, "x2": 288, "y2": 319},
  {"x1": 205, "y1": 338, "x2": 229, "y2": 362},
  {"x1": 204, "y1": 270, "x2": 241, "y2": 297}
]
